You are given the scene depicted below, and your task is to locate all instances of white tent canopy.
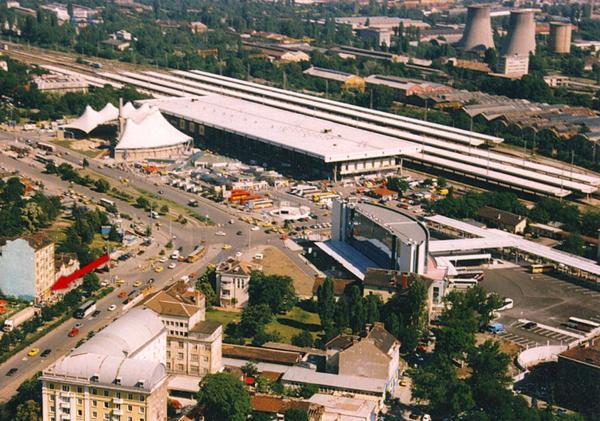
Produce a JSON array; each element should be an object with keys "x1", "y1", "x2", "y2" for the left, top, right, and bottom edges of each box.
[
  {"x1": 115, "y1": 109, "x2": 192, "y2": 151},
  {"x1": 64, "y1": 105, "x2": 104, "y2": 134},
  {"x1": 121, "y1": 102, "x2": 156, "y2": 123},
  {"x1": 98, "y1": 102, "x2": 119, "y2": 122}
]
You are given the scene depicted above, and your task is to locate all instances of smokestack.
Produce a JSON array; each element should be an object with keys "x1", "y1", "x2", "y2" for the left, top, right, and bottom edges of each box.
[
  {"x1": 549, "y1": 22, "x2": 572, "y2": 54},
  {"x1": 118, "y1": 97, "x2": 124, "y2": 135},
  {"x1": 502, "y1": 9, "x2": 536, "y2": 57},
  {"x1": 458, "y1": 5, "x2": 495, "y2": 52}
]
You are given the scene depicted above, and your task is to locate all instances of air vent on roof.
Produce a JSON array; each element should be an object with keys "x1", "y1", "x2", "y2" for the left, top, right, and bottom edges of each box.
[
  {"x1": 114, "y1": 376, "x2": 122, "y2": 385},
  {"x1": 90, "y1": 374, "x2": 99, "y2": 382},
  {"x1": 135, "y1": 380, "x2": 145, "y2": 388}
]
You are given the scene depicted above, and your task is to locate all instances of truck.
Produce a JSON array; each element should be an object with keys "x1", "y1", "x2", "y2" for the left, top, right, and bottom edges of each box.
[{"x1": 3, "y1": 307, "x2": 39, "y2": 332}]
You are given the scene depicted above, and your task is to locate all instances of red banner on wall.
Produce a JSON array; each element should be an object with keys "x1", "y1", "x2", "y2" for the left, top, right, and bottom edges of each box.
[{"x1": 51, "y1": 254, "x2": 110, "y2": 291}]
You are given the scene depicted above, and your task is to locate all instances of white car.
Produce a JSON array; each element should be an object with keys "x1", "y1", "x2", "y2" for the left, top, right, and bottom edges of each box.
[
  {"x1": 235, "y1": 251, "x2": 242, "y2": 258},
  {"x1": 100, "y1": 280, "x2": 109, "y2": 287},
  {"x1": 108, "y1": 304, "x2": 117, "y2": 311},
  {"x1": 158, "y1": 257, "x2": 168, "y2": 263},
  {"x1": 251, "y1": 226, "x2": 260, "y2": 231},
  {"x1": 215, "y1": 231, "x2": 226, "y2": 236},
  {"x1": 168, "y1": 263, "x2": 177, "y2": 269},
  {"x1": 498, "y1": 298, "x2": 514, "y2": 311}
]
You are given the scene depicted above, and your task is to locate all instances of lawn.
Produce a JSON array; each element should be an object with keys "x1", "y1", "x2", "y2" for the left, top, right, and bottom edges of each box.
[
  {"x1": 260, "y1": 246, "x2": 315, "y2": 297},
  {"x1": 266, "y1": 306, "x2": 322, "y2": 343},
  {"x1": 206, "y1": 305, "x2": 322, "y2": 344}
]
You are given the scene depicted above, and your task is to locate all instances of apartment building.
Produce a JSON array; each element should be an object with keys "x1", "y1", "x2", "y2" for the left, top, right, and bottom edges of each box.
[
  {"x1": 0, "y1": 234, "x2": 56, "y2": 303},
  {"x1": 142, "y1": 280, "x2": 223, "y2": 377},
  {"x1": 216, "y1": 259, "x2": 261, "y2": 308},
  {"x1": 41, "y1": 308, "x2": 168, "y2": 421}
]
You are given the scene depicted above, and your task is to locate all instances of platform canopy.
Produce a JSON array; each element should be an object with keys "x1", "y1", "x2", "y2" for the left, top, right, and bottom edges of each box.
[{"x1": 115, "y1": 109, "x2": 192, "y2": 151}]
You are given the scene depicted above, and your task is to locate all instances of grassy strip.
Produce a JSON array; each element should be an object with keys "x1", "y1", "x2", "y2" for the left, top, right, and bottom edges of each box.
[{"x1": 0, "y1": 287, "x2": 114, "y2": 365}]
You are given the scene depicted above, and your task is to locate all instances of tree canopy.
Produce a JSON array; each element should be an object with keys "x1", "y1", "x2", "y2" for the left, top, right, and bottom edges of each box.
[{"x1": 196, "y1": 373, "x2": 251, "y2": 421}]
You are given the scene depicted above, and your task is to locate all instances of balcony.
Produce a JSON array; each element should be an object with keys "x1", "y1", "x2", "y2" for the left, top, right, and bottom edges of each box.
[
  {"x1": 113, "y1": 408, "x2": 123, "y2": 416},
  {"x1": 113, "y1": 398, "x2": 124, "y2": 404}
]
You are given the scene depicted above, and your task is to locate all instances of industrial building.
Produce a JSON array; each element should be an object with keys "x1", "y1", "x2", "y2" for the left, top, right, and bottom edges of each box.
[
  {"x1": 51, "y1": 66, "x2": 599, "y2": 198},
  {"x1": 458, "y1": 5, "x2": 495, "y2": 52},
  {"x1": 549, "y1": 22, "x2": 572, "y2": 54},
  {"x1": 141, "y1": 95, "x2": 420, "y2": 180},
  {"x1": 499, "y1": 9, "x2": 536, "y2": 76}
]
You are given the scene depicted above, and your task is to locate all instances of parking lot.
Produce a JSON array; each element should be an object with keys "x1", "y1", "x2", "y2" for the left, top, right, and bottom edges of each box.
[{"x1": 482, "y1": 267, "x2": 600, "y2": 348}]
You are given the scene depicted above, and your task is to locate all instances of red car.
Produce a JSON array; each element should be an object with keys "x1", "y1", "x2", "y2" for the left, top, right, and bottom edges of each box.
[
  {"x1": 118, "y1": 291, "x2": 127, "y2": 299},
  {"x1": 68, "y1": 327, "x2": 80, "y2": 337}
]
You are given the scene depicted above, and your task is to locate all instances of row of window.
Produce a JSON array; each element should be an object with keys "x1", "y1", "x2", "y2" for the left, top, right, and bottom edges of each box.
[
  {"x1": 50, "y1": 414, "x2": 145, "y2": 421},
  {"x1": 165, "y1": 320, "x2": 188, "y2": 328},
  {"x1": 47, "y1": 384, "x2": 145, "y2": 402}
]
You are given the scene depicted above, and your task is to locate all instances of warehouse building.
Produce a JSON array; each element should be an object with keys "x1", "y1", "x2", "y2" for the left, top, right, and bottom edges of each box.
[{"x1": 142, "y1": 96, "x2": 421, "y2": 180}]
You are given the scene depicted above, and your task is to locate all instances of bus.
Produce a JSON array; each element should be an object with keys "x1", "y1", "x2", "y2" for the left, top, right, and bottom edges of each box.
[
  {"x1": 312, "y1": 192, "x2": 340, "y2": 203},
  {"x1": 99, "y1": 198, "x2": 116, "y2": 209},
  {"x1": 187, "y1": 245, "x2": 207, "y2": 263},
  {"x1": 449, "y1": 278, "x2": 479, "y2": 290},
  {"x1": 35, "y1": 154, "x2": 55, "y2": 166},
  {"x1": 74, "y1": 300, "x2": 97, "y2": 319},
  {"x1": 567, "y1": 317, "x2": 600, "y2": 333},
  {"x1": 529, "y1": 264, "x2": 555, "y2": 274},
  {"x1": 37, "y1": 142, "x2": 56, "y2": 154}
]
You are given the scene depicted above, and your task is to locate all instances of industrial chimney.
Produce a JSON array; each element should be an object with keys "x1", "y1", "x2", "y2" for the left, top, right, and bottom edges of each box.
[
  {"x1": 549, "y1": 22, "x2": 572, "y2": 54},
  {"x1": 502, "y1": 9, "x2": 536, "y2": 56},
  {"x1": 458, "y1": 5, "x2": 495, "y2": 52}
]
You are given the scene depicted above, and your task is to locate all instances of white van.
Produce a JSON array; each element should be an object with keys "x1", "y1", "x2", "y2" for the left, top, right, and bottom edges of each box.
[
  {"x1": 170, "y1": 250, "x2": 180, "y2": 260},
  {"x1": 150, "y1": 211, "x2": 160, "y2": 219}
]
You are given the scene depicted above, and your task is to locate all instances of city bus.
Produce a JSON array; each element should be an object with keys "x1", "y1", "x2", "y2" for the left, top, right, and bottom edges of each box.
[
  {"x1": 74, "y1": 300, "x2": 97, "y2": 319},
  {"x1": 529, "y1": 264, "x2": 555, "y2": 274},
  {"x1": 37, "y1": 142, "x2": 56, "y2": 154},
  {"x1": 35, "y1": 154, "x2": 55, "y2": 166},
  {"x1": 99, "y1": 198, "x2": 116, "y2": 209},
  {"x1": 567, "y1": 317, "x2": 600, "y2": 333},
  {"x1": 449, "y1": 278, "x2": 479, "y2": 290},
  {"x1": 187, "y1": 245, "x2": 207, "y2": 263},
  {"x1": 311, "y1": 192, "x2": 340, "y2": 203},
  {"x1": 453, "y1": 270, "x2": 484, "y2": 282}
]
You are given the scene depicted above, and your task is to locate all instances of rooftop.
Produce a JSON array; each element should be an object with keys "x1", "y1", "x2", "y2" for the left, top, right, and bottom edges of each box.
[
  {"x1": 189, "y1": 320, "x2": 222, "y2": 335},
  {"x1": 354, "y1": 202, "x2": 429, "y2": 245},
  {"x1": 0, "y1": 233, "x2": 53, "y2": 250},
  {"x1": 559, "y1": 342, "x2": 600, "y2": 367},
  {"x1": 308, "y1": 393, "x2": 378, "y2": 418},
  {"x1": 478, "y1": 206, "x2": 527, "y2": 227},
  {"x1": 222, "y1": 344, "x2": 301, "y2": 365},
  {"x1": 217, "y1": 259, "x2": 261, "y2": 276},
  {"x1": 141, "y1": 280, "x2": 204, "y2": 318},
  {"x1": 282, "y1": 366, "x2": 387, "y2": 394},
  {"x1": 146, "y1": 95, "x2": 421, "y2": 163}
]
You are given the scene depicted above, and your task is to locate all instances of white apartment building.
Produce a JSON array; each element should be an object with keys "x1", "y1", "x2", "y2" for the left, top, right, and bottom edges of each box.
[{"x1": 216, "y1": 259, "x2": 262, "y2": 309}]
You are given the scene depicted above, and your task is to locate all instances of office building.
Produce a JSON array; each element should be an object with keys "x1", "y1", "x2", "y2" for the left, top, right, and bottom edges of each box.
[
  {"x1": 497, "y1": 54, "x2": 530, "y2": 77},
  {"x1": 41, "y1": 308, "x2": 168, "y2": 421}
]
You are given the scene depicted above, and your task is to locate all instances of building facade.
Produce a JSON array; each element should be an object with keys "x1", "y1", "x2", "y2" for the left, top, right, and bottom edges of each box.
[
  {"x1": 216, "y1": 259, "x2": 261, "y2": 308},
  {"x1": 142, "y1": 280, "x2": 223, "y2": 377},
  {"x1": 332, "y1": 200, "x2": 429, "y2": 275},
  {"x1": 0, "y1": 234, "x2": 55, "y2": 303},
  {"x1": 41, "y1": 308, "x2": 168, "y2": 421}
]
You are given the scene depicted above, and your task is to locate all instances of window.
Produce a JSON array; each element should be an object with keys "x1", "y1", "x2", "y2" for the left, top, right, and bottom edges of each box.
[
  {"x1": 116, "y1": 392, "x2": 121, "y2": 399},
  {"x1": 78, "y1": 410, "x2": 83, "y2": 416},
  {"x1": 177, "y1": 364, "x2": 184, "y2": 371},
  {"x1": 50, "y1": 406, "x2": 55, "y2": 413},
  {"x1": 92, "y1": 400, "x2": 97, "y2": 407},
  {"x1": 104, "y1": 402, "x2": 109, "y2": 408},
  {"x1": 62, "y1": 385, "x2": 69, "y2": 392},
  {"x1": 178, "y1": 341, "x2": 184, "y2": 348},
  {"x1": 140, "y1": 406, "x2": 145, "y2": 413},
  {"x1": 177, "y1": 353, "x2": 184, "y2": 360},
  {"x1": 92, "y1": 412, "x2": 97, "y2": 419},
  {"x1": 128, "y1": 393, "x2": 133, "y2": 400},
  {"x1": 166, "y1": 351, "x2": 171, "y2": 358},
  {"x1": 77, "y1": 387, "x2": 83, "y2": 393},
  {"x1": 128, "y1": 405, "x2": 133, "y2": 411},
  {"x1": 140, "y1": 396, "x2": 145, "y2": 402},
  {"x1": 104, "y1": 414, "x2": 110, "y2": 420},
  {"x1": 191, "y1": 354, "x2": 198, "y2": 362},
  {"x1": 103, "y1": 390, "x2": 109, "y2": 397},
  {"x1": 128, "y1": 418, "x2": 133, "y2": 421},
  {"x1": 91, "y1": 388, "x2": 97, "y2": 395},
  {"x1": 49, "y1": 383, "x2": 55, "y2": 390},
  {"x1": 203, "y1": 356, "x2": 209, "y2": 362}
]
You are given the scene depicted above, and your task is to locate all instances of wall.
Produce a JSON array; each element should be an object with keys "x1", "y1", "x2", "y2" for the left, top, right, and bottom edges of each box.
[{"x1": 0, "y1": 239, "x2": 36, "y2": 301}]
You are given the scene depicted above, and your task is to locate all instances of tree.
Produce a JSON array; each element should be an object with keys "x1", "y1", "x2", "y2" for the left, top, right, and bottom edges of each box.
[
  {"x1": 82, "y1": 158, "x2": 89, "y2": 168},
  {"x1": 560, "y1": 233, "x2": 584, "y2": 255},
  {"x1": 196, "y1": 373, "x2": 251, "y2": 421},
  {"x1": 135, "y1": 196, "x2": 150, "y2": 210},
  {"x1": 240, "y1": 304, "x2": 273, "y2": 337},
  {"x1": 160, "y1": 204, "x2": 169, "y2": 215},
  {"x1": 94, "y1": 178, "x2": 110, "y2": 193},
  {"x1": 15, "y1": 400, "x2": 41, "y2": 421},
  {"x1": 386, "y1": 176, "x2": 409, "y2": 194},
  {"x1": 291, "y1": 330, "x2": 313, "y2": 348},
  {"x1": 241, "y1": 361, "x2": 258, "y2": 379},
  {"x1": 297, "y1": 383, "x2": 319, "y2": 398},
  {"x1": 285, "y1": 408, "x2": 309, "y2": 421},
  {"x1": 317, "y1": 278, "x2": 335, "y2": 332},
  {"x1": 248, "y1": 272, "x2": 297, "y2": 313}
]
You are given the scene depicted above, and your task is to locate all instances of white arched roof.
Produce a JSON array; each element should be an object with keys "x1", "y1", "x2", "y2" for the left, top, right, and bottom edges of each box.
[{"x1": 115, "y1": 109, "x2": 192, "y2": 150}]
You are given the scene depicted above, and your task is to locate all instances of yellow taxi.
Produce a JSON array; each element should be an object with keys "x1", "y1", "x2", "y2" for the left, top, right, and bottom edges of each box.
[
  {"x1": 28, "y1": 348, "x2": 40, "y2": 357},
  {"x1": 400, "y1": 377, "x2": 409, "y2": 387},
  {"x1": 133, "y1": 280, "x2": 142, "y2": 288},
  {"x1": 154, "y1": 266, "x2": 164, "y2": 273},
  {"x1": 115, "y1": 278, "x2": 124, "y2": 286},
  {"x1": 222, "y1": 244, "x2": 232, "y2": 250}
]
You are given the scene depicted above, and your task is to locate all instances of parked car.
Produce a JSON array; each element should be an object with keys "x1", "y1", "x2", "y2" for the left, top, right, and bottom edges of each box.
[
  {"x1": 91, "y1": 310, "x2": 101, "y2": 317},
  {"x1": 27, "y1": 347, "x2": 40, "y2": 357},
  {"x1": 40, "y1": 349, "x2": 52, "y2": 358},
  {"x1": 108, "y1": 304, "x2": 117, "y2": 312},
  {"x1": 118, "y1": 291, "x2": 127, "y2": 299},
  {"x1": 168, "y1": 263, "x2": 177, "y2": 269},
  {"x1": 133, "y1": 280, "x2": 142, "y2": 288},
  {"x1": 68, "y1": 328, "x2": 80, "y2": 337},
  {"x1": 154, "y1": 266, "x2": 164, "y2": 273},
  {"x1": 215, "y1": 231, "x2": 226, "y2": 236},
  {"x1": 6, "y1": 368, "x2": 18, "y2": 376},
  {"x1": 523, "y1": 322, "x2": 537, "y2": 330}
]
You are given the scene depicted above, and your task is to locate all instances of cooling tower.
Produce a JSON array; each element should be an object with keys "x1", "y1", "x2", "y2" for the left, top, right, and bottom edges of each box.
[
  {"x1": 502, "y1": 10, "x2": 536, "y2": 56},
  {"x1": 549, "y1": 22, "x2": 572, "y2": 54},
  {"x1": 458, "y1": 5, "x2": 495, "y2": 52}
]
